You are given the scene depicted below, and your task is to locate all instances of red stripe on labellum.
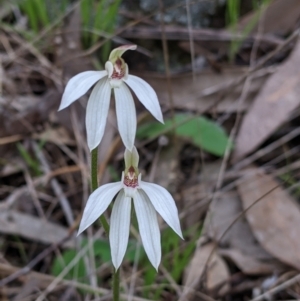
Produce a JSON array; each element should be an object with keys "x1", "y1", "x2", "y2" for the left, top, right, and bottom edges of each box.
[
  {"x1": 123, "y1": 175, "x2": 138, "y2": 188},
  {"x1": 124, "y1": 166, "x2": 138, "y2": 188},
  {"x1": 111, "y1": 58, "x2": 125, "y2": 80}
]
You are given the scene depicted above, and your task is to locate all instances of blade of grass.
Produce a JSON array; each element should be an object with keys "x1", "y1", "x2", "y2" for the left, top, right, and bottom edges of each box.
[
  {"x1": 81, "y1": 0, "x2": 93, "y2": 44},
  {"x1": 22, "y1": 0, "x2": 38, "y2": 33},
  {"x1": 17, "y1": 143, "x2": 41, "y2": 176},
  {"x1": 34, "y1": 0, "x2": 49, "y2": 27},
  {"x1": 92, "y1": 0, "x2": 105, "y2": 44}
]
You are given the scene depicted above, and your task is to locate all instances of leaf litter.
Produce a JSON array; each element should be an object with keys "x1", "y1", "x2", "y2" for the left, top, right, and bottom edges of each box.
[
  {"x1": 1, "y1": 1, "x2": 300, "y2": 301},
  {"x1": 205, "y1": 190, "x2": 286, "y2": 275},
  {"x1": 237, "y1": 167, "x2": 300, "y2": 270},
  {"x1": 233, "y1": 37, "x2": 300, "y2": 160}
]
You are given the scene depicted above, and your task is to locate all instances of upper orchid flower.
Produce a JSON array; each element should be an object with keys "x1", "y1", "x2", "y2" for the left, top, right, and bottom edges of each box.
[
  {"x1": 78, "y1": 146, "x2": 183, "y2": 270},
  {"x1": 59, "y1": 45, "x2": 164, "y2": 151}
]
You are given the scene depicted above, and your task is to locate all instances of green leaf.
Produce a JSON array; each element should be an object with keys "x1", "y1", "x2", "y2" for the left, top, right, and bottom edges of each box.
[
  {"x1": 137, "y1": 114, "x2": 233, "y2": 156},
  {"x1": 51, "y1": 239, "x2": 111, "y2": 282},
  {"x1": 126, "y1": 240, "x2": 145, "y2": 262},
  {"x1": 92, "y1": 239, "x2": 111, "y2": 262},
  {"x1": 51, "y1": 239, "x2": 144, "y2": 281},
  {"x1": 51, "y1": 249, "x2": 86, "y2": 281}
]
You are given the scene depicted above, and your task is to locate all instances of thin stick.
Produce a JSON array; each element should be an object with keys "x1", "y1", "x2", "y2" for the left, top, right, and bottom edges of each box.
[
  {"x1": 32, "y1": 141, "x2": 74, "y2": 226},
  {"x1": 250, "y1": 273, "x2": 300, "y2": 301}
]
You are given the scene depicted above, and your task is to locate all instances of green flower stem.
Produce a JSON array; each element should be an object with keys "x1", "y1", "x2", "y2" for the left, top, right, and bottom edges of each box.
[
  {"x1": 113, "y1": 268, "x2": 120, "y2": 301},
  {"x1": 91, "y1": 148, "x2": 110, "y2": 234},
  {"x1": 91, "y1": 148, "x2": 119, "y2": 301}
]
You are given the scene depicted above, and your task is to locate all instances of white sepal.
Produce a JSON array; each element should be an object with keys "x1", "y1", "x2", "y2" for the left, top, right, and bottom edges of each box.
[
  {"x1": 140, "y1": 182, "x2": 183, "y2": 239},
  {"x1": 109, "y1": 190, "x2": 131, "y2": 269},
  {"x1": 78, "y1": 182, "x2": 122, "y2": 235},
  {"x1": 125, "y1": 75, "x2": 164, "y2": 123},
  {"x1": 133, "y1": 190, "x2": 161, "y2": 270},
  {"x1": 124, "y1": 146, "x2": 139, "y2": 169},
  {"x1": 109, "y1": 45, "x2": 137, "y2": 62},
  {"x1": 59, "y1": 71, "x2": 107, "y2": 111},
  {"x1": 114, "y1": 84, "x2": 137, "y2": 151},
  {"x1": 86, "y1": 78, "x2": 111, "y2": 151}
]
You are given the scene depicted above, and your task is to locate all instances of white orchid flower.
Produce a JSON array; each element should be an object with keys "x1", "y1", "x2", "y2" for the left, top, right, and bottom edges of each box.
[
  {"x1": 78, "y1": 146, "x2": 183, "y2": 270},
  {"x1": 59, "y1": 45, "x2": 164, "y2": 151}
]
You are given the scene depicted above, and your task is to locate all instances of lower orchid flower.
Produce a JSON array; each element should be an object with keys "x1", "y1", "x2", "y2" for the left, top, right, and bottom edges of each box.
[{"x1": 78, "y1": 147, "x2": 183, "y2": 270}]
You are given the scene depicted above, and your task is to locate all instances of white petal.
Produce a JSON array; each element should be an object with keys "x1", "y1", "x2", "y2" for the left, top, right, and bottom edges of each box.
[
  {"x1": 78, "y1": 182, "x2": 122, "y2": 235},
  {"x1": 86, "y1": 78, "x2": 111, "y2": 151},
  {"x1": 125, "y1": 75, "x2": 164, "y2": 123},
  {"x1": 114, "y1": 84, "x2": 136, "y2": 151},
  {"x1": 124, "y1": 186, "x2": 137, "y2": 199},
  {"x1": 140, "y1": 182, "x2": 183, "y2": 239},
  {"x1": 59, "y1": 71, "x2": 107, "y2": 111},
  {"x1": 124, "y1": 64, "x2": 129, "y2": 80},
  {"x1": 133, "y1": 191, "x2": 161, "y2": 270},
  {"x1": 105, "y1": 61, "x2": 113, "y2": 78},
  {"x1": 109, "y1": 190, "x2": 131, "y2": 269}
]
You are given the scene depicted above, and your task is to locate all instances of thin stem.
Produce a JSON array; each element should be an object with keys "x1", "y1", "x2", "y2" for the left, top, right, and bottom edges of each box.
[
  {"x1": 113, "y1": 268, "x2": 120, "y2": 301},
  {"x1": 91, "y1": 148, "x2": 110, "y2": 234}
]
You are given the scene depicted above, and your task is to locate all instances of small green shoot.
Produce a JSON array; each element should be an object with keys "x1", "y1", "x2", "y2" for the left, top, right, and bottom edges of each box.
[
  {"x1": 19, "y1": 0, "x2": 49, "y2": 33},
  {"x1": 17, "y1": 0, "x2": 121, "y2": 62},
  {"x1": 10, "y1": 235, "x2": 29, "y2": 264},
  {"x1": 80, "y1": 0, "x2": 122, "y2": 59},
  {"x1": 226, "y1": 0, "x2": 272, "y2": 62},
  {"x1": 51, "y1": 239, "x2": 143, "y2": 282},
  {"x1": 279, "y1": 173, "x2": 300, "y2": 198},
  {"x1": 142, "y1": 225, "x2": 200, "y2": 299},
  {"x1": 16, "y1": 143, "x2": 41, "y2": 176}
]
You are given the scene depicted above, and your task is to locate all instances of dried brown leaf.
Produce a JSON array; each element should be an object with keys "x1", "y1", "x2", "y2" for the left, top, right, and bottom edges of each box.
[
  {"x1": 33, "y1": 127, "x2": 75, "y2": 146},
  {"x1": 137, "y1": 67, "x2": 270, "y2": 114},
  {"x1": 205, "y1": 192, "x2": 272, "y2": 260},
  {"x1": 180, "y1": 162, "x2": 222, "y2": 229},
  {"x1": 206, "y1": 251, "x2": 230, "y2": 296},
  {"x1": 233, "y1": 39, "x2": 300, "y2": 160},
  {"x1": 181, "y1": 242, "x2": 229, "y2": 300},
  {"x1": 0, "y1": 90, "x2": 60, "y2": 138},
  {"x1": 205, "y1": 191, "x2": 285, "y2": 274},
  {"x1": 0, "y1": 210, "x2": 74, "y2": 248},
  {"x1": 220, "y1": 249, "x2": 279, "y2": 275},
  {"x1": 152, "y1": 141, "x2": 180, "y2": 194},
  {"x1": 237, "y1": 167, "x2": 300, "y2": 270},
  {"x1": 238, "y1": 0, "x2": 300, "y2": 36}
]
